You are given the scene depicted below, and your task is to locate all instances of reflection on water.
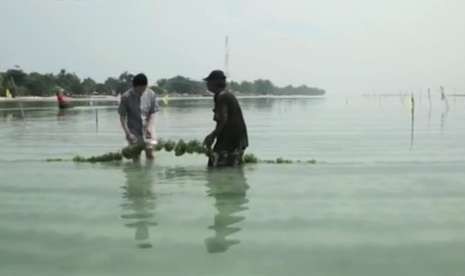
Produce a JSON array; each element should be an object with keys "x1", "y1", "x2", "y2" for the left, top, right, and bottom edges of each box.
[
  {"x1": 204, "y1": 168, "x2": 249, "y2": 254},
  {"x1": 56, "y1": 109, "x2": 72, "y2": 119},
  {"x1": 119, "y1": 164, "x2": 250, "y2": 253},
  {"x1": 440, "y1": 88, "x2": 450, "y2": 134},
  {"x1": 121, "y1": 162, "x2": 157, "y2": 249},
  {"x1": 244, "y1": 97, "x2": 275, "y2": 111},
  {"x1": 441, "y1": 104, "x2": 450, "y2": 134},
  {"x1": 1, "y1": 111, "x2": 16, "y2": 122},
  {"x1": 57, "y1": 110, "x2": 66, "y2": 118},
  {"x1": 441, "y1": 110, "x2": 448, "y2": 134}
]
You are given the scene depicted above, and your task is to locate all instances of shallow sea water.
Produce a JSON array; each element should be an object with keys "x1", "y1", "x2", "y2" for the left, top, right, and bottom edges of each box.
[{"x1": 1, "y1": 95, "x2": 465, "y2": 276}]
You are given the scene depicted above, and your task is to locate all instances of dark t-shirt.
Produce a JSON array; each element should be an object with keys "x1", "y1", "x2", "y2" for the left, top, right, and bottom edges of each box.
[{"x1": 213, "y1": 91, "x2": 248, "y2": 152}]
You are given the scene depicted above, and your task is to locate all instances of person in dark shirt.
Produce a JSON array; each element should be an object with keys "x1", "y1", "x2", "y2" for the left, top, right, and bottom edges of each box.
[{"x1": 203, "y1": 70, "x2": 248, "y2": 167}]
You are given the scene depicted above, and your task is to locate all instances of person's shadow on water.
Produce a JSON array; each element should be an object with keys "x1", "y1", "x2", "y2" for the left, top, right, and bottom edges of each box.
[
  {"x1": 121, "y1": 161, "x2": 157, "y2": 249},
  {"x1": 204, "y1": 168, "x2": 249, "y2": 254}
]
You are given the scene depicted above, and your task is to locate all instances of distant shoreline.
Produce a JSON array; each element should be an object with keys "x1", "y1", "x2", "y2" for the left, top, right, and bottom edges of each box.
[
  {"x1": 0, "y1": 94, "x2": 325, "y2": 102},
  {"x1": 0, "y1": 95, "x2": 117, "y2": 102}
]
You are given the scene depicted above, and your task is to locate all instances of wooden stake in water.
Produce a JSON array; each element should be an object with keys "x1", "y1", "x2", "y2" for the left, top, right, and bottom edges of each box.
[
  {"x1": 18, "y1": 102, "x2": 25, "y2": 120},
  {"x1": 90, "y1": 96, "x2": 99, "y2": 132},
  {"x1": 440, "y1": 86, "x2": 449, "y2": 134},
  {"x1": 427, "y1": 88, "x2": 432, "y2": 108},
  {"x1": 427, "y1": 88, "x2": 432, "y2": 126},
  {"x1": 441, "y1": 86, "x2": 450, "y2": 111},
  {"x1": 95, "y1": 108, "x2": 99, "y2": 132},
  {"x1": 410, "y1": 93, "x2": 415, "y2": 149}
]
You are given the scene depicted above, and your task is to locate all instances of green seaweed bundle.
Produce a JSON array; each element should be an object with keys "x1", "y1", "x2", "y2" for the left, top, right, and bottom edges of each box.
[
  {"x1": 164, "y1": 140, "x2": 176, "y2": 152},
  {"x1": 73, "y1": 152, "x2": 122, "y2": 163},
  {"x1": 122, "y1": 143, "x2": 145, "y2": 159},
  {"x1": 46, "y1": 158, "x2": 65, "y2": 162},
  {"x1": 155, "y1": 139, "x2": 165, "y2": 151},
  {"x1": 154, "y1": 139, "x2": 206, "y2": 155},
  {"x1": 243, "y1": 154, "x2": 258, "y2": 164},
  {"x1": 261, "y1": 158, "x2": 295, "y2": 164},
  {"x1": 174, "y1": 140, "x2": 187, "y2": 156},
  {"x1": 66, "y1": 137, "x2": 317, "y2": 165},
  {"x1": 186, "y1": 140, "x2": 202, "y2": 154},
  {"x1": 276, "y1": 157, "x2": 293, "y2": 164}
]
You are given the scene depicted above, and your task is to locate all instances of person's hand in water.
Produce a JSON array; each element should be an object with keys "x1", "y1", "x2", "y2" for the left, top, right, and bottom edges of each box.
[
  {"x1": 145, "y1": 128, "x2": 152, "y2": 140},
  {"x1": 126, "y1": 132, "x2": 138, "y2": 144},
  {"x1": 203, "y1": 133, "x2": 215, "y2": 149}
]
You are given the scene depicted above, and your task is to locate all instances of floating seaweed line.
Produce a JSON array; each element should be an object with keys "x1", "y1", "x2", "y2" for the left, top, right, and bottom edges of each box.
[{"x1": 46, "y1": 139, "x2": 316, "y2": 165}]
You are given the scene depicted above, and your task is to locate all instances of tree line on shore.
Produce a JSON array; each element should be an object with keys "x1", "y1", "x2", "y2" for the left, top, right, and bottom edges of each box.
[{"x1": 0, "y1": 68, "x2": 325, "y2": 97}]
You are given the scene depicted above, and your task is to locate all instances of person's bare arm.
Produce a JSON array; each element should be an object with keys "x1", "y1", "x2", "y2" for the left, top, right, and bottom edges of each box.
[
  {"x1": 145, "y1": 94, "x2": 159, "y2": 139},
  {"x1": 144, "y1": 113, "x2": 156, "y2": 139},
  {"x1": 204, "y1": 99, "x2": 228, "y2": 148},
  {"x1": 211, "y1": 104, "x2": 228, "y2": 137},
  {"x1": 120, "y1": 115, "x2": 136, "y2": 143},
  {"x1": 118, "y1": 96, "x2": 137, "y2": 143}
]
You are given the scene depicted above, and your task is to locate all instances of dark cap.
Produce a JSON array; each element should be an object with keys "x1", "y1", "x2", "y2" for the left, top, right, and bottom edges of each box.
[{"x1": 203, "y1": 70, "x2": 226, "y2": 81}]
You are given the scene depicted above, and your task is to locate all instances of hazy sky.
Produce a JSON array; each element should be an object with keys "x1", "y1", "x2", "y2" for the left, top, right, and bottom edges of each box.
[{"x1": 1, "y1": 0, "x2": 464, "y2": 94}]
